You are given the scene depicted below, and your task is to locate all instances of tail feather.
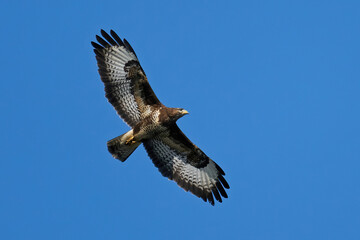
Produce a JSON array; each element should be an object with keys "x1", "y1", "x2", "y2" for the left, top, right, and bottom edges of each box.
[{"x1": 107, "y1": 131, "x2": 141, "y2": 162}]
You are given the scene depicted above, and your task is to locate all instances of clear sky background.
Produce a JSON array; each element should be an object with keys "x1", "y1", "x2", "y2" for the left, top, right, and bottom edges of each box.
[{"x1": 1, "y1": 0, "x2": 359, "y2": 239}]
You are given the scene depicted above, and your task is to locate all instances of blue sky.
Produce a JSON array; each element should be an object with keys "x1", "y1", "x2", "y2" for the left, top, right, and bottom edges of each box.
[{"x1": 1, "y1": 0, "x2": 360, "y2": 239}]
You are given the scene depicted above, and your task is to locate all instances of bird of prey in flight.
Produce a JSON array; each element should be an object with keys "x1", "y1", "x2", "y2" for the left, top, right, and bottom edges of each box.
[{"x1": 91, "y1": 30, "x2": 229, "y2": 205}]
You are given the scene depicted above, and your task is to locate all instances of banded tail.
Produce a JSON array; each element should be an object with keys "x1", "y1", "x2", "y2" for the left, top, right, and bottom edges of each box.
[{"x1": 107, "y1": 130, "x2": 141, "y2": 162}]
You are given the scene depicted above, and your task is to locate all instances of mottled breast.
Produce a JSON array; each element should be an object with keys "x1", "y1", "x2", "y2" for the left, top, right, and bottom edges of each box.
[{"x1": 134, "y1": 108, "x2": 168, "y2": 140}]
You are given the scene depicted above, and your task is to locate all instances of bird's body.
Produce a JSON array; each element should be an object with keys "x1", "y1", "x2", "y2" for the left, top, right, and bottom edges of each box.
[
  {"x1": 92, "y1": 30, "x2": 229, "y2": 205},
  {"x1": 131, "y1": 107, "x2": 187, "y2": 142}
]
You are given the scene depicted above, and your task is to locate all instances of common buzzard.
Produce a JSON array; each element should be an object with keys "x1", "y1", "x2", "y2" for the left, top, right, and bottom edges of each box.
[{"x1": 91, "y1": 30, "x2": 229, "y2": 205}]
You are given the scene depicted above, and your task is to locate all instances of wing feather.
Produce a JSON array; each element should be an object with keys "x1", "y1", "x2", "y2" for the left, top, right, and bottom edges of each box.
[
  {"x1": 92, "y1": 29, "x2": 162, "y2": 127},
  {"x1": 100, "y1": 29, "x2": 118, "y2": 46},
  {"x1": 143, "y1": 125, "x2": 229, "y2": 205},
  {"x1": 110, "y1": 30, "x2": 126, "y2": 47}
]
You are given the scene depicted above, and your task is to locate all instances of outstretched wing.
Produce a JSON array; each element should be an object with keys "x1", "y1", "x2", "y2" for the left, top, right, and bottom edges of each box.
[
  {"x1": 92, "y1": 29, "x2": 162, "y2": 127},
  {"x1": 143, "y1": 125, "x2": 230, "y2": 205}
]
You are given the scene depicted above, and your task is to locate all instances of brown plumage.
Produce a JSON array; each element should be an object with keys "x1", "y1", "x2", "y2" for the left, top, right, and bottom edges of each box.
[{"x1": 92, "y1": 29, "x2": 229, "y2": 205}]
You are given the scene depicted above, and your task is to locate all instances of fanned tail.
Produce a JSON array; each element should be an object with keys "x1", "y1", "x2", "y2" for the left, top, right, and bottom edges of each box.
[{"x1": 107, "y1": 130, "x2": 141, "y2": 162}]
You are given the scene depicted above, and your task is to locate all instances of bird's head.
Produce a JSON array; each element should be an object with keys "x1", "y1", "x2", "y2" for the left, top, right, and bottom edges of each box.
[{"x1": 169, "y1": 108, "x2": 189, "y2": 121}]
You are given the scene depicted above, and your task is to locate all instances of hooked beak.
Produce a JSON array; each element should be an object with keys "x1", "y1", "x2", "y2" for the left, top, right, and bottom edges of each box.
[{"x1": 182, "y1": 109, "x2": 189, "y2": 115}]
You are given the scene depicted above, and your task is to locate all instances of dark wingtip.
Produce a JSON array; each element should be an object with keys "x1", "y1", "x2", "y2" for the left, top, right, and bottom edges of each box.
[
  {"x1": 212, "y1": 188, "x2": 222, "y2": 203},
  {"x1": 91, "y1": 41, "x2": 103, "y2": 49},
  {"x1": 123, "y1": 38, "x2": 137, "y2": 57},
  {"x1": 215, "y1": 163, "x2": 226, "y2": 176},
  {"x1": 218, "y1": 175, "x2": 230, "y2": 189},
  {"x1": 216, "y1": 181, "x2": 228, "y2": 198},
  {"x1": 101, "y1": 29, "x2": 118, "y2": 46},
  {"x1": 207, "y1": 192, "x2": 215, "y2": 206},
  {"x1": 110, "y1": 29, "x2": 125, "y2": 47},
  {"x1": 96, "y1": 35, "x2": 111, "y2": 48}
]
